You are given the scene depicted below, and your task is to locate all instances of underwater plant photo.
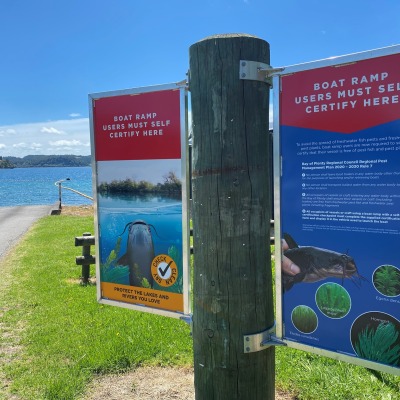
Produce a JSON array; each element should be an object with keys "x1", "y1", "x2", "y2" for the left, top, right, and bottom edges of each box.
[
  {"x1": 373, "y1": 265, "x2": 400, "y2": 297},
  {"x1": 351, "y1": 311, "x2": 400, "y2": 367},
  {"x1": 315, "y1": 282, "x2": 351, "y2": 319},
  {"x1": 291, "y1": 305, "x2": 318, "y2": 334}
]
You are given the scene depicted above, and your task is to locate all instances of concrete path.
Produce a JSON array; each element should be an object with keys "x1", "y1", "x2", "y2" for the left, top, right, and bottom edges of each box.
[{"x1": 0, "y1": 205, "x2": 54, "y2": 260}]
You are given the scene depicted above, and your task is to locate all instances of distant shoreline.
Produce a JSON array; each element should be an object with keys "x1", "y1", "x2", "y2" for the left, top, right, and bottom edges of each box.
[{"x1": 2, "y1": 155, "x2": 91, "y2": 168}]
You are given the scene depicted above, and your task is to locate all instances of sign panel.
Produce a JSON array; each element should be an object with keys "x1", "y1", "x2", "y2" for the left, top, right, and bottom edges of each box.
[
  {"x1": 275, "y1": 45, "x2": 400, "y2": 375},
  {"x1": 89, "y1": 84, "x2": 190, "y2": 319}
]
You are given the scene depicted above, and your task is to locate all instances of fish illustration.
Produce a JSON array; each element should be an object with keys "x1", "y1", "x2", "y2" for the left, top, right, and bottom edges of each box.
[
  {"x1": 282, "y1": 233, "x2": 364, "y2": 291},
  {"x1": 117, "y1": 220, "x2": 155, "y2": 288}
]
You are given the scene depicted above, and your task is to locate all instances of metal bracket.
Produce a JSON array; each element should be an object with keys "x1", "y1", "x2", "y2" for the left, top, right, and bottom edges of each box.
[
  {"x1": 244, "y1": 323, "x2": 287, "y2": 353},
  {"x1": 180, "y1": 314, "x2": 193, "y2": 331},
  {"x1": 176, "y1": 78, "x2": 189, "y2": 89},
  {"x1": 239, "y1": 60, "x2": 284, "y2": 87}
]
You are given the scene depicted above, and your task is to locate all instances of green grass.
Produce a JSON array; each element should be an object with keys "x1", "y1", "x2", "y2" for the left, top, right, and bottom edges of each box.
[
  {"x1": 275, "y1": 347, "x2": 400, "y2": 399},
  {"x1": 0, "y1": 215, "x2": 399, "y2": 399},
  {"x1": 0, "y1": 215, "x2": 192, "y2": 399}
]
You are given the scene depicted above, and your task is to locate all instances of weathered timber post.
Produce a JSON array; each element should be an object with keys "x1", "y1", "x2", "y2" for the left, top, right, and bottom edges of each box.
[
  {"x1": 75, "y1": 232, "x2": 96, "y2": 284},
  {"x1": 190, "y1": 34, "x2": 274, "y2": 399}
]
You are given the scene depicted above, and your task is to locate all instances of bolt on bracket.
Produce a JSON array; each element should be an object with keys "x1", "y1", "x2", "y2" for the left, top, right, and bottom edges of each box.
[
  {"x1": 244, "y1": 323, "x2": 287, "y2": 353},
  {"x1": 239, "y1": 60, "x2": 284, "y2": 87}
]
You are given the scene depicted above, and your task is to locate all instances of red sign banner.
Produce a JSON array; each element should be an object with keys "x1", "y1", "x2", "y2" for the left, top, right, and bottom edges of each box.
[
  {"x1": 281, "y1": 53, "x2": 400, "y2": 134},
  {"x1": 93, "y1": 89, "x2": 181, "y2": 161}
]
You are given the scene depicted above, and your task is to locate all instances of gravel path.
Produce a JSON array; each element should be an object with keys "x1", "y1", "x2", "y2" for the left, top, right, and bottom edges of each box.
[{"x1": 0, "y1": 205, "x2": 54, "y2": 260}]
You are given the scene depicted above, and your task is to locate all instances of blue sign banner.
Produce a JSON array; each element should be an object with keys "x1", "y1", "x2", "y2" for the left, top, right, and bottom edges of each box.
[{"x1": 276, "y1": 47, "x2": 400, "y2": 375}]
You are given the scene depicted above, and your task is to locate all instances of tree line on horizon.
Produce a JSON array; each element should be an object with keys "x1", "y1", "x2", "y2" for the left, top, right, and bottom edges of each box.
[
  {"x1": 2, "y1": 155, "x2": 91, "y2": 168},
  {"x1": 98, "y1": 171, "x2": 182, "y2": 195},
  {"x1": 0, "y1": 158, "x2": 15, "y2": 169}
]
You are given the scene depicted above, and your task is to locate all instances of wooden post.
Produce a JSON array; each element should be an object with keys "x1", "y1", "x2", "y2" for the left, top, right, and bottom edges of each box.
[
  {"x1": 189, "y1": 34, "x2": 274, "y2": 399},
  {"x1": 75, "y1": 232, "x2": 96, "y2": 284}
]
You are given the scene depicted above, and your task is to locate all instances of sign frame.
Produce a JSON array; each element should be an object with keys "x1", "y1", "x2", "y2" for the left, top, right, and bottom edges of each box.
[
  {"x1": 273, "y1": 45, "x2": 400, "y2": 376},
  {"x1": 88, "y1": 82, "x2": 191, "y2": 320}
]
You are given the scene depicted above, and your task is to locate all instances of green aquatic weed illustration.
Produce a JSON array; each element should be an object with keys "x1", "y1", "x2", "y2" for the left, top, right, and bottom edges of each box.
[
  {"x1": 291, "y1": 305, "x2": 318, "y2": 334},
  {"x1": 100, "y1": 237, "x2": 130, "y2": 284},
  {"x1": 316, "y1": 283, "x2": 351, "y2": 318},
  {"x1": 131, "y1": 263, "x2": 152, "y2": 288},
  {"x1": 354, "y1": 322, "x2": 400, "y2": 366},
  {"x1": 374, "y1": 265, "x2": 400, "y2": 297},
  {"x1": 101, "y1": 238, "x2": 184, "y2": 290},
  {"x1": 101, "y1": 265, "x2": 130, "y2": 283}
]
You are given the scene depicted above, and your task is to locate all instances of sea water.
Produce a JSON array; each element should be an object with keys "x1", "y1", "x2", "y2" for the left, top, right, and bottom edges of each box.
[{"x1": 0, "y1": 166, "x2": 93, "y2": 207}]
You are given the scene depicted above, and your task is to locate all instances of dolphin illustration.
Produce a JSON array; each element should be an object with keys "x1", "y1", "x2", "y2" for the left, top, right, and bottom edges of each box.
[{"x1": 117, "y1": 220, "x2": 155, "y2": 288}]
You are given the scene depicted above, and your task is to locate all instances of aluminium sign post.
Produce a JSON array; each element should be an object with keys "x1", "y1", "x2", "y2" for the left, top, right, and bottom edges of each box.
[
  {"x1": 89, "y1": 83, "x2": 190, "y2": 319},
  {"x1": 274, "y1": 45, "x2": 400, "y2": 375}
]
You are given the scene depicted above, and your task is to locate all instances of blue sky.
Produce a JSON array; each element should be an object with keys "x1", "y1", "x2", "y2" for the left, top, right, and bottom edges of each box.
[{"x1": 1, "y1": 0, "x2": 399, "y2": 157}]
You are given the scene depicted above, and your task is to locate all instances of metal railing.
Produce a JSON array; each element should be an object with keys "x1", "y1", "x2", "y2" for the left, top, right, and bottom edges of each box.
[{"x1": 54, "y1": 178, "x2": 93, "y2": 209}]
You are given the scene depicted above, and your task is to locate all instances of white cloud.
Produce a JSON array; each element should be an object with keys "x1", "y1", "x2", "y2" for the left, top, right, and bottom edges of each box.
[
  {"x1": 0, "y1": 118, "x2": 90, "y2": 157},
  {"x1": 69, "y1": 113, "x2": 81, "y2": 118},
  {"x1": 0, "y1": 128, "x2": 17, "y2": 136},
  {"x1": 41, "y1": 127, "x2": 65, "y2": 135},
  {"x1": 13, "y1": 142, "x2": 28, "y2": 148},
  {"x1": 49, "y1": 139, "x2": 83, "y2": 147}
]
